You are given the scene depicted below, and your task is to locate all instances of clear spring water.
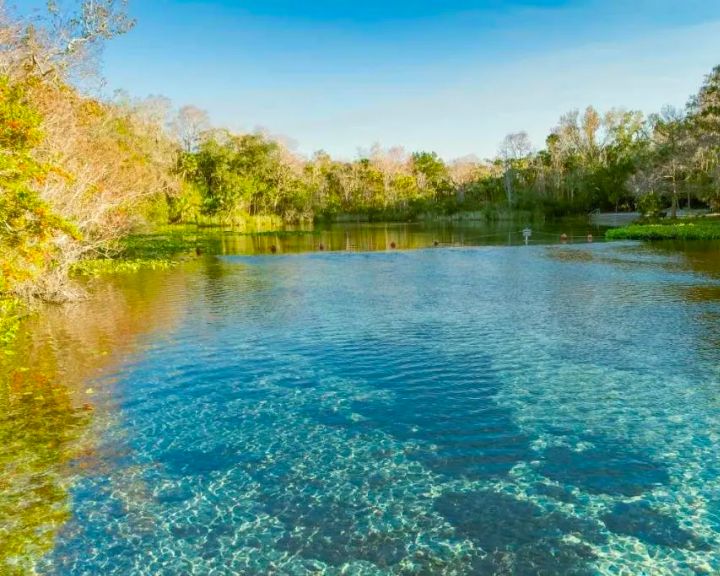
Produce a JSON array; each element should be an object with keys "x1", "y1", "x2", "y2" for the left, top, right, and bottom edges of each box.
[{"x1": 17, "y1": 241, "x2": 720, "y2": 574}]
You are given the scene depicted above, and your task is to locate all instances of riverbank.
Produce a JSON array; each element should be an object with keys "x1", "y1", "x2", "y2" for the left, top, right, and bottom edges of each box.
[{"x1": 606, "y1": 218, "x2": 720, "y2": 241}]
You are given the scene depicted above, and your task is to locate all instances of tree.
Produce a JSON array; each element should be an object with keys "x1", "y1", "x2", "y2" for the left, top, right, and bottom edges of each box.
[
  {"x1": 0, "y1": 76, "x2": 79, "y2": 298},
  {"x1": 648, "y1": 107, "x2": 691, "y2": 218},
  {"x1": 186, "y1": 131, "x2": 307, "y2": 218},
  {"x1": 11, "y1": 0, "x2": 135, "y2": 79},
  {"x1": 687, "y1": 65, "x2": 720, "y2": 211},
  {"x1": 412, "y1": 151, "x2": 451, "y2": 201},
  {"x1": 369, "y1": 144, "x2": 409, "y2": 208},
  {"x1": 449, "y1": 155, "x2": 482, "y2": 203},
  {"x1": 627, "y1": 169, "x2": 663, "y2": 217},
  {"x1": 498, "y1": 132, "x2": 532, "y2": 206},
  {"x1": 170, "y1": 105, "x2": 210, "y2": 152}
]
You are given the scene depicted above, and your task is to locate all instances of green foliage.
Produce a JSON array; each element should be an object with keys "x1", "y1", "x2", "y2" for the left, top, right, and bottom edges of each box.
[
  {"x1": 412, "y1": 152, "x2": 452, "y2": 195},
  {"x1": 635, "y1": 191, "x2": 664, "y2": 218},
  {"x1": 606, "y1": 219, "x2": 720, "y2": 240},
  {"x1": 166, "y1": 181, "x2": 202, "y2": 224},
  {"x1": 183, "y1": 132, "x2": 305, "y2": 219}
]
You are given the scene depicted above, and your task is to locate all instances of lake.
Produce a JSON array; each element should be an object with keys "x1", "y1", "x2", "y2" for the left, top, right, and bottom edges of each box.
[{"x1": 3, "y1": 224, "x2": 720, "y2": 575}]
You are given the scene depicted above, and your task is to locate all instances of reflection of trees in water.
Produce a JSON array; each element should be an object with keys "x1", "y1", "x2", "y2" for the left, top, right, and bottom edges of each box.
[
  {"x1": 679, "y1": 244, "x2": 720, "y2": 373},
  {"x1": 192, "y1": 223, "x2": 534, "y2": 254},
  {"x1": 0, "y1": 266, "x2": 190, "y2": 573},
  {"x1": 0, "y1": 369, "x2": 90, "y2": 575},
  {"x1": 680, "y1": 243, "x2": 720, "y2": 279}
]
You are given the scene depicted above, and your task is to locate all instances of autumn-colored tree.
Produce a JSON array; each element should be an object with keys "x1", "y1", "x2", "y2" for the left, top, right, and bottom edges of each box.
[{"x1": 0, "y1": 76, "x2": 79, "y2": 300}]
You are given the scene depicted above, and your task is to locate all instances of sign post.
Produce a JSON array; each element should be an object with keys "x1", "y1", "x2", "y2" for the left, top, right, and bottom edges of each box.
[{"x1": 522, "y1": 228, "x2": 532, "y2": 246}]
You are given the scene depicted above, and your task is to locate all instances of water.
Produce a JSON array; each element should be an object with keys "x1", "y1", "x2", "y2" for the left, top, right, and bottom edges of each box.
[
  {"x1": 3, "y1": 232, "x2": 720, "y2": 575},
  {"x1": 153, "y1": 220, "x2": 606, "y2": 255}
]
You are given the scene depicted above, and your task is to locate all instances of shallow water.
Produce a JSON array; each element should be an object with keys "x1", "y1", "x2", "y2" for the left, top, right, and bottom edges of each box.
[{"x1": 3, "y1": 235, "x2": 720, "y2": 575}]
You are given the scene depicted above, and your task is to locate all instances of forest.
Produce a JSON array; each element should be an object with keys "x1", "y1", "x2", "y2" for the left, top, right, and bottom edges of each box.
[{"x1": 1, "y1": 0, "x2": 720, "y2": 316}]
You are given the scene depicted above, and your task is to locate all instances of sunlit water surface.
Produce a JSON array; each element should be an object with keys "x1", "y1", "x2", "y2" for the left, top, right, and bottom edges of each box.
[{"x1": 4, "y1": 234, "x2": 720, "y2": 575}]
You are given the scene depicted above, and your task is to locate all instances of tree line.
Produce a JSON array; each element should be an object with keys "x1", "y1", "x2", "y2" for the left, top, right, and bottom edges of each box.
[
  {"x1": 1, "y1": 0, "x2": 720, "y2": 305},
  {"x1": 175, "y1": 77, "x2": 720, "y2": 223}
]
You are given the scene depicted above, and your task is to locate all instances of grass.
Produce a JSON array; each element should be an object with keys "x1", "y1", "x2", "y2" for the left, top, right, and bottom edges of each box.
[{"x1": 606, "y1": 219, "x2": 720, "y2": 241}]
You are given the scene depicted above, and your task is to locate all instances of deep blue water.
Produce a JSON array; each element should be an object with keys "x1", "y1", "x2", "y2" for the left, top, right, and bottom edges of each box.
[{"x1": 40, "y1": 242, "x2": 720, "y2": 575}]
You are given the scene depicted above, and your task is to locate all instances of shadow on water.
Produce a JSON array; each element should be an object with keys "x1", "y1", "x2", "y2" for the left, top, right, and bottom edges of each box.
[
  {"x1": 435, "y1": 490, "x2": 606, "y2": 575},
  {"x1": 308, "y1": 341, "x2": 532, "y2": 480},
  {"x1": 539, "y1": 434, "x2": 670, "y2": 497},
  {"x1": 602, "y1": 502, "x2": 709, "y2": 550}
]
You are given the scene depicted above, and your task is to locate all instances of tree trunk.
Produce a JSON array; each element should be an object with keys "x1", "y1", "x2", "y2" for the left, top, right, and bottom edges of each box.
[
  {"x1": 671, "y1": 173, "x2": 678, "y2": 219},
  {"x1": 670, "y1": 193, "x2": 678, "y2": 219}
]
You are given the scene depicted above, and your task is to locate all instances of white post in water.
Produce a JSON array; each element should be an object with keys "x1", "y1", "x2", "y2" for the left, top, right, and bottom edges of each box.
[{"x1": 522, "y1": 228, "x2": 532, "y2": 246}]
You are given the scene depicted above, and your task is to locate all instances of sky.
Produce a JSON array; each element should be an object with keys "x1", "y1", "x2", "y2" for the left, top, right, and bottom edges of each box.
[{"x1": 20, "y1": 0, "x2": 720, "y2": 159}]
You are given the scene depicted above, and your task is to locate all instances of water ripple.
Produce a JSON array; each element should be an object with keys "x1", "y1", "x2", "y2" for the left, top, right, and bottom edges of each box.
[{"x1": 37, "y1": 243, "x2": 720, "y2": 575}]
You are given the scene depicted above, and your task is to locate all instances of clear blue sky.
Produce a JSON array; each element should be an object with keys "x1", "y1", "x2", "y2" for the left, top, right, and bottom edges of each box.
[{"x1": 23, "y1": 1, "x2": 720, "y2": 159}]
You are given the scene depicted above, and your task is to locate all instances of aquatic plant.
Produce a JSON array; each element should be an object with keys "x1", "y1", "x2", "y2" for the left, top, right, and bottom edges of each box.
[
  {"x1": 606, "y1": 220, "x2": 720, "y2": 241},
  {"x1": 70, "y1": 258, "x2": 177, "y2": 277}
]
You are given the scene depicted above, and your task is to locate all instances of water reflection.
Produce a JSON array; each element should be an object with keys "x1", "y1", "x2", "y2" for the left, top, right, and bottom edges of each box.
[
  {"x1": 167, "y1": 220, "x2": 608, "y2": 255},
  {"x1": 0, "y1": 366, "x2": 89, "y2": 575},
  {"x1": 0, "y1": 266, "x2": 192, "y2": 573}
]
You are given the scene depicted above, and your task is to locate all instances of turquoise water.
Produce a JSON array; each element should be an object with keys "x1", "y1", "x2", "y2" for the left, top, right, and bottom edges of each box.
[{"x1": 36, "y1": 242, "x2": 720, "y2": 574}]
